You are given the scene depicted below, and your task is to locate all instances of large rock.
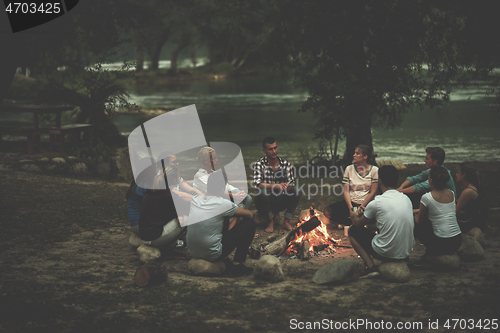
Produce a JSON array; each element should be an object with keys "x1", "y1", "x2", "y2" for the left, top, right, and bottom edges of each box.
[
  {"x1": 254, "y1": 255, "x2": 284, "y2": 282},
  {"x1": 379, "y1": 262, "x2": 410, "y2": 282},
  {"x1": 137, "y1": 244, "x2": 161, "y2": 262},
  {"x1": 312, "y1": 259, "x2": 359, "y2": 285},
  {"x1": 71, "y1": 162, "x2": 88, "y2": 175},
  {"x1": 458, "y1": 234, "x2": 485, "y2": 261},
  {"x1": 468, "y1": 227, "x2": 486, "y2": 248},
  {"x1": 188, "y1": 259, "x2": 226, "y2": 276},
  {"x1": 52, "y1": 157, "x2": 66, "y2": 164},
  {"x1": 96, "y1": 161, "x2": 111, "y2": 176},
  {"x1": 21, "y1": 164, "x2": 42, "y2": 172},
  {"x1": 427, "y1": 255, "x2": 460, "y2": 270},
  {"x1": 129, "y1": 233, "x2": 143, "y2": 247}
]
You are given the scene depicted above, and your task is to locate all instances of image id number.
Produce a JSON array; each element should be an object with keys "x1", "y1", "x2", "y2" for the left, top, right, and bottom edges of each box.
[
  {"x1": 5, "y1": 2, "x2": 61, "y2": 14},
  {"x1": 444, "y1": 319, "x2": 498, "y2": 330}
]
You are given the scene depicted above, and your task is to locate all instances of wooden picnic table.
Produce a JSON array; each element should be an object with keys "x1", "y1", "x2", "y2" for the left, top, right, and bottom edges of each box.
[
  {"x1": 0, "y1": 104, "x2": 75, "y2": 153},
  {"x1": 0, "y1": 104, "x2": 75, "y2": 131}
]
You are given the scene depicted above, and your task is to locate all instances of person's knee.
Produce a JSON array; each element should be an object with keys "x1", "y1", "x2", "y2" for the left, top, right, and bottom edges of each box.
[
  {"x1": 348, "y1": 224, "x2": 359, "y2": 237},
  {"x1": 242, "y1": 217, "x2": 257, "y2": 232}
]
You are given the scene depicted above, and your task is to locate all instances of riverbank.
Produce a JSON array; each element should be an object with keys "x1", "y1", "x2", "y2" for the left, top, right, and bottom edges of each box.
[{"x1": 1, "y1": 154, "x2": 499, "y2": 332}]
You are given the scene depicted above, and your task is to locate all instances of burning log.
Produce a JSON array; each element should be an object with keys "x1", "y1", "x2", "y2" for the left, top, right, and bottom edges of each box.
[{"x1": 264, "y1": 216, "x2": 322, "y2": 256}]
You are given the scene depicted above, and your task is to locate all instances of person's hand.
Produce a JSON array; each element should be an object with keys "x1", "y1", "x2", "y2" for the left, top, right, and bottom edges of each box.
[
  {"x1": 234, "y1": 191, "x2": 246, "y2": 202},
  {"x1": 280, "y1": 183, "x2": 288, "y2": 191}
]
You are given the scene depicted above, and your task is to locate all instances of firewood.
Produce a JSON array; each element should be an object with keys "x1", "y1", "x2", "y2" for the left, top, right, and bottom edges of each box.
[
  {"x1": 301, "y1": 240, "x2": 311, "y2": 260},
  {"x1": 134, "y1": 261, "x2": 168, "y2": 287},
  {"x1": 264, "y1": 216, "x2": 321, "y2": 256}
]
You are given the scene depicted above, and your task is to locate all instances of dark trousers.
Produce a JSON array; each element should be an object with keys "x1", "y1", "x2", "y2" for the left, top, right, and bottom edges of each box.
[
  {"x1": 414, "y1": 220, "x2": 462, "y2": 255},
  {"x1": 219, "y1": 217, "x2": 256, "y2": 263},
  {"x1": 254, "y1": 186, "x2": 302, "y2": 221},
  {"x1": 323, "y1": 200, "x2": 361, "y2": 226},
  {"x1": 349, "y1": 225, "x2": 404, "y2": 262}
]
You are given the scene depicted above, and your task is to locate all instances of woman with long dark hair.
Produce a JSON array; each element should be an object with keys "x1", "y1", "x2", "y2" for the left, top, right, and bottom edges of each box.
[{"x1": 456, "y1": 163, "x2": 488, "y2": 233}]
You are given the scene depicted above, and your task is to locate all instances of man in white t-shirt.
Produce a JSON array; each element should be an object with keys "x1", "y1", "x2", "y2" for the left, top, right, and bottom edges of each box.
[
  {"x1": 349, "y1": 165, "x2": 414, "y2": 279},
  {"x1": 187, "y1": 170, "x2": 256, "y2": 277}
]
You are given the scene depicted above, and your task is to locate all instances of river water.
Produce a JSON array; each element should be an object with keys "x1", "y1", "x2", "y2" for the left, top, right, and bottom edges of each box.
[{"x1": 114, "y1": 75, "x2": 500, "y2": 166}]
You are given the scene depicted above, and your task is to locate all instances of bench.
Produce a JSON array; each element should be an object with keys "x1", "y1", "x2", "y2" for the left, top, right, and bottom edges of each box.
[
  {"x1": 376, "y1": 160, "x2": 407, "y2": 170},
  {"x1": 0, "y1": 127, "x2": 42, "y2": 154},
  {"x1": 49, "y1": 124, "x2": 92, "y2": 151}
]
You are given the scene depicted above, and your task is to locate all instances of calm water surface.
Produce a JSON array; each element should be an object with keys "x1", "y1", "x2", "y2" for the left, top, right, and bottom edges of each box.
[{"x1": 115, "y1": 75, "x2": 500, "y2": 166}]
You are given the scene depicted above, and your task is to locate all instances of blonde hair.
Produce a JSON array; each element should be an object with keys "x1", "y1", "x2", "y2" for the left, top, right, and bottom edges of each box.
[{"x1": 197, "y1": 147, "x2": 216, "y2": 165}]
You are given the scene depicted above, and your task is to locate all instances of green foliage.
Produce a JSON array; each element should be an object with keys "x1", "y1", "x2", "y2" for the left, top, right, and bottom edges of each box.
[
  {"x1": 264, "y1": 0, "x2": 500, "y2": 159},
  {"x1": 37, "y1": 63, "x2": 137, "y2": 146},
  {"x1": 70, "y1": 139, "x2": 111, "y2": 170},
  {"x1": 213, "y1": 61, "x2": 236, "y2": 73}
]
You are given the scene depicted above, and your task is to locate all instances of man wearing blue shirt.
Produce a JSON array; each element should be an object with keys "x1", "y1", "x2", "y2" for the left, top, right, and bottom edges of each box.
[{"x1": 397, "y1": 147, "x2": 456, "y2": 209}]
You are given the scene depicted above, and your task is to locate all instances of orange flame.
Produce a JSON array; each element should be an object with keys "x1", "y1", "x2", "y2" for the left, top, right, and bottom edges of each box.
[{"x1": 286, "y1": 211, "x2": 341, "y2": 255}]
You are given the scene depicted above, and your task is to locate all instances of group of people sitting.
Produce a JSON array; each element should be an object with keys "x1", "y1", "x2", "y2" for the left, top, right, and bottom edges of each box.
[
  {"x1": 126, "y1": 137, "x2": 487, "y2": 279},
  {"x1": 126, "y1": 137, "x2": 302, "y2": 277},
  {"x1": 335, "y1": 146, "x2": 488, "y2": 278}
]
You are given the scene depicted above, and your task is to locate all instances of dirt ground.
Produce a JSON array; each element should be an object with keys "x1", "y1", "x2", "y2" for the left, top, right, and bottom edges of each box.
[{"x1": 1, "y1": 152, "x2": 499, "y2": 332}]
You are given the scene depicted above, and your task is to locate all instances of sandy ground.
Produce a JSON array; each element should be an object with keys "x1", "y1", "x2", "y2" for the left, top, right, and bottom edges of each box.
[{"x1": 1, "y1": 153, "x2": 499, "y2": 331}]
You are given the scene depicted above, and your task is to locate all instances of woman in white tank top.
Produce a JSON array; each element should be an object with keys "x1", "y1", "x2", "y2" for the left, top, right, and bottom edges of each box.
[{"x1": 414, "y1": 166, "x2": 462, "y2": 261}]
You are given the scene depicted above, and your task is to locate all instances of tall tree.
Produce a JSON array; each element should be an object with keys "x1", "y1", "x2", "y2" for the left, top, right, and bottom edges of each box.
[{"x1": 264, "y1": 0, "x2": 498, "y2": 162}]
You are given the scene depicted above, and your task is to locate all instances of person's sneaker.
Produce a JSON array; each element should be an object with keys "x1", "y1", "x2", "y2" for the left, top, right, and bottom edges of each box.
[
  {"x1": 359, "y1": 266, "x2": 380, "y2": 279},
  {"x1": 228, "y1": 263, "x2": 253, "y2": 277}
]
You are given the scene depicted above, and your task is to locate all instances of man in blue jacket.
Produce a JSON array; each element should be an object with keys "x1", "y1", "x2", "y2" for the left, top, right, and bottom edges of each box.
[{"x1": 397, "y1": 147, "x2": 456, "y2": 209}]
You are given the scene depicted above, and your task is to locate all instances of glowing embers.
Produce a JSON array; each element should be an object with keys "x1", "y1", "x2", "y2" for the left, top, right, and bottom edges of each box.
[{"x1": 285, "y1": 208, "x2": 340, "y2": 259}]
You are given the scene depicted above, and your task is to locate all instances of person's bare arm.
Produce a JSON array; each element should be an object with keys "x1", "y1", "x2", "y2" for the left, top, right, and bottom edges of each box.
[
  {"x1": 398, "y1": 179, "x2": 412, "y2": 192},
  {"x1": 350, "y1": 210, "x2": 370, "y2": 227},
  {"x1": 360, "y1": 182, "x2": 378, "y2": 211},
  {"x1": 233, "y1": 207, "x2": 253, "y2": 219},
  {"x1": 343, "y1": 183, "x2": 353, "y2": 211},
  {"x1": 399, "y1": 185, "x2": 414, "y2": 194},
  {"x1": 415, "y1": 203, "x2": 427, "y2": 225},
  {"x1": 179, "y1": 181, "x2": 203, "y2": 196},
  {"x1": 171, "y1": 188, "x2": 193, "y2": 202}
]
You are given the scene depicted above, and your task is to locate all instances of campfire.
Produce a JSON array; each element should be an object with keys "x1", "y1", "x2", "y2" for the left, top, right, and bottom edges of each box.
[{"x1": 264, "y1": 208, "x2": 341, "y2": 259}]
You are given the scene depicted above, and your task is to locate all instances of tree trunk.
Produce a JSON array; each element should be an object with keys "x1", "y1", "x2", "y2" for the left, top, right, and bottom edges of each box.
[
  {"x1": 170, "y1": 40, "x2": 189, "y2": 73},
  {"x1": 234, "y1": 51, "x2": 250, "y2": 70},
  {"x1": 150, "y1": 31, "x2": 170, "y2": 71},
  {"x1": 343, "y1": 110, "x2": 373, "y2": 164},
  {"x1": 136, "y1": 42, "x2": 144, "y2": 73},
  {"x1": 190, "y1": 49, "x2": 197, "y2": 68},
  {"x1": 333, "y1": 128, "x2": 340, "y2": 164},
  {"x1": 76, "y1": 106, "x2": 123, "y2": 145}
]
